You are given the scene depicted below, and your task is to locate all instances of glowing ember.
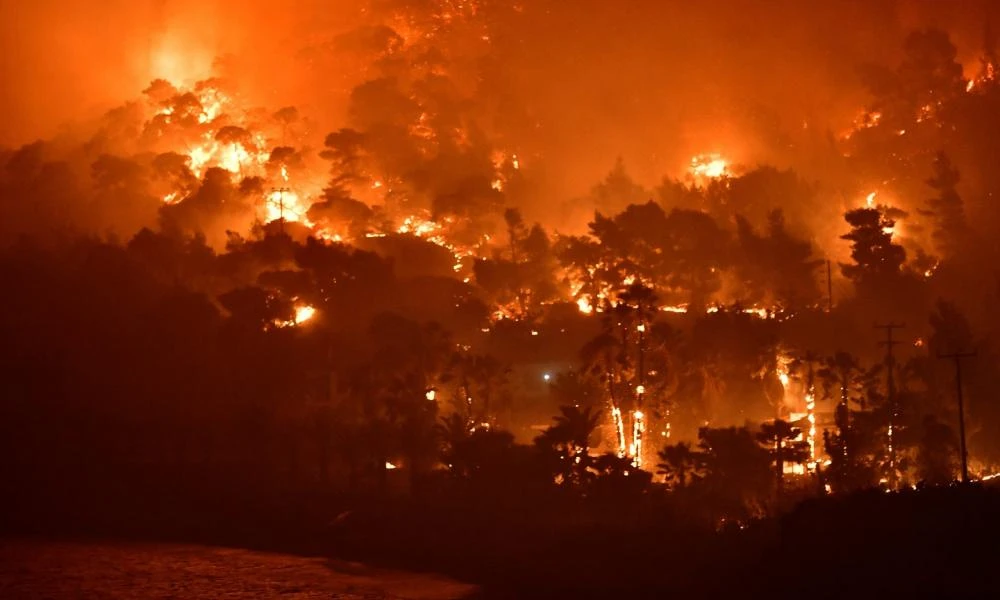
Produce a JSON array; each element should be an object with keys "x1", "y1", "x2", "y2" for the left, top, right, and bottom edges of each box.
[
  {"x1": 294, "y1": 305, "x2": 316, "y2": 324},
  {"x1": 661, "y1": 305, "x2": 689, "y2": 314}
]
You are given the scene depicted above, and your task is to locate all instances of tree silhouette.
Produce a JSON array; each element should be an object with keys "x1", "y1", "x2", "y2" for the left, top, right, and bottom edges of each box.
[
  {"x1": 580, "y1": 323, "x2": 631, "y2": 454},
  {"x1": 656, "y1": 441, "x2": 703, "y2": 490},
  {"x1": 757, "y1": 419, "x2": 809, "y2": 498},
  {"x1": 840, "y1": 207, "x2": 906, "y2": 286},
  {"x1": 733, "y1": 210, "x2": 822, "y2": 310},
  {"x1": 817, "y1": 351, "x2": 879, "y2": 492},
  {"x1": 697, "y1": 426, "x2": 772, "y2": 521},
  {"x1": 535, "y1": 405, "x2": 602, "y2": 486},
  {"x1": 923, "y1": 152, "x2": 967, "y2": 259},
  {"x1": 915, "y1": 415, "x2": 958, "y2": 485}
]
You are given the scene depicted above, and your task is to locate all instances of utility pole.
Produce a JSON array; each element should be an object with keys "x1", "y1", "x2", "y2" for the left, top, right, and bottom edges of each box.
[
  {"x1": 875, "y1": 322, "x2": 905, "y2": 489},
  {"x1": 826, "y1": 260, "x2": 834, "y2": 313},
  {"x1": 271, "y1": 187, "x2": 290, "y2": 234},
  {"x1": 938, "y1": 351, "x2": 976, "y2": 483}
]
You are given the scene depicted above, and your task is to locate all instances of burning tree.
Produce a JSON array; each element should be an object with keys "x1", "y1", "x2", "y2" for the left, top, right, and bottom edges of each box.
[{"x1": 756, "y1": 419, "x2": 810, "y2": 499}]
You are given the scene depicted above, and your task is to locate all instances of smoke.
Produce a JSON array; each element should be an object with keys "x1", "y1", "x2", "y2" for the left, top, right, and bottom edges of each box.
[{"x1": 2, "y1": 0, "x2": 1000, "y2": 241}]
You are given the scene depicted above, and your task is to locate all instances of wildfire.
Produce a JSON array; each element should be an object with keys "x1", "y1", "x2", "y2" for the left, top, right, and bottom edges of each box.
[
  {"x1": 147, "y1": 80, "x2": 323, "y2": 231},
  {"x1": 294, "y1": 304, "x2": 316, "y2": 324},
  {"x1": 661, "y1": 305, "x2": 689, "y2": 314},
  {"x1": 630, "y1": 409, "x2": 646, "y2": 468},
  {"x1": 777, "y1": 361, "x2": 790, "y2": 388},
  {"x1": 804, "y1": 388, "x2": 817, "y2": 470},
  {"x1": 689, "y1": 154, "x2": 729, "y2": 181},
  {"x1": 274, "y1": 304, "x2": 317, "y2": 329},
  {"x1": 611, "y1": 406, "x2": 626, "y2": 457},
  {"x1": 266, "y1": 188, "x2": 312, "y2": 225},
  {"x1": 968, "y1": 62, "x2": 996, "y2": 93}
]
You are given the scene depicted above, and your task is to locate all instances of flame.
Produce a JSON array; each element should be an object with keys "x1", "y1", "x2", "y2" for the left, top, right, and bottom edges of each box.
[
  {"x1": 776, "y1": 351, "x2": 792, "y2": 398},
  {"x1": 805, "y1": 388, "x2": 817, "y2": 470},
  {"x1": 150, "y1": 81, "x2": 317, "y2": 230},
  {"x1": 393, "y1": 213, "x2": 476, "y2": 278},
  {"x1": 661, "y1": 305, "x2": 689, "y2": 314},
  {"x1": 865, "y1": 191, "x2": 876, "y2": 208},
  {"x1": 294, "y1": 304, "x2": 316, "y2": 324},
  {"x1": 314, "y1": 229, "x2": 343, "y2": 243},
  {"x1": 274, "y1": 304, "x2": 317, "y2": 329},
  {"x1": 630, "y1": 409, "x2": 646, "y2": 467},
  {"x1": 689, "y1": 154, "x2": 729, "y2": 180},
  {"x1": 611, "y1": 406, "x2": 626, "y2": 457},
  {"x1": 265, "y1": 188, "x2": 311, "y2": 225}
]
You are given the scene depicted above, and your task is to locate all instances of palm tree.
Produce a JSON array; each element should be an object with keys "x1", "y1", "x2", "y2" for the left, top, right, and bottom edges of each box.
[
  {"x1": 535, "y1": 405, "x2": 602, "y2": 485},
  {"x1": 656, "y1": 441, "x2": 702, "y2": 490},
  {"x1": 757, "y1": 419, "x2": 809, "y2": 498},
  {"x1": 580, "y1": 329, "x2": 629, "y2": 455},
  {"x1": 544, "y1": 405, "x2": 602, "y2": 452}
]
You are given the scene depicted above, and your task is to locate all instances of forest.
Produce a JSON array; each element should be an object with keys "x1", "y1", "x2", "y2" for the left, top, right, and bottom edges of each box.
[{"x1": 3, "y1": 2, "x2": 1000, "y2": 596}]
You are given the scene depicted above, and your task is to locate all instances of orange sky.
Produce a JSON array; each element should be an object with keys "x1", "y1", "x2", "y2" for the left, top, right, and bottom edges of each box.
[{"x1": 2, "y1": 0, "x2": 998, "y2": 190}]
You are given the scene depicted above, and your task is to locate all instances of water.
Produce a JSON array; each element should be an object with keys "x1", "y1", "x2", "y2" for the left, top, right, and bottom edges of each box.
[{"x1": 0, "y1": 539, "x2": 478, "y2": 599}]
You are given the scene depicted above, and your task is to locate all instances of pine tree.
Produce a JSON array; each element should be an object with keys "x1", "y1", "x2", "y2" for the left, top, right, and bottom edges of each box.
[
  {"x1": 840, "y1": 208, "x2": 906, "y2": 285},
  {"x1": 924, "y1": 152, "x2": 967, "y2": 258}
]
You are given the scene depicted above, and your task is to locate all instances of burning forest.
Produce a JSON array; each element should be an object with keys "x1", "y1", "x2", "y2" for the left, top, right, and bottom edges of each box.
[{"x1": 4, "y1": 1, "x2": 1000, "y2": 597}]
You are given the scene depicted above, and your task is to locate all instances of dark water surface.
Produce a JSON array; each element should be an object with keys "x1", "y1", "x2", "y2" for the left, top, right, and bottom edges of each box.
[{"x1": 0, "y1": 539, "x2": 478, "y2": 599}]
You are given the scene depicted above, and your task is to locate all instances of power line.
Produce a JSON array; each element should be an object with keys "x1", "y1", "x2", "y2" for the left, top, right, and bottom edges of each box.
[
  {"x1": 938, "y1": 350, "x2": 976, "y2": 483},
  {"x1": 270, "y1": 187, "x2": 290, "y2": 235}
]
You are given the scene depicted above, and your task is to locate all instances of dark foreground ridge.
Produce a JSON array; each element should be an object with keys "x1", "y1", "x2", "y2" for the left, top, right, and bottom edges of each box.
[{"x1": 3, "y1": 473, "x2": 999, "y2": 598}]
